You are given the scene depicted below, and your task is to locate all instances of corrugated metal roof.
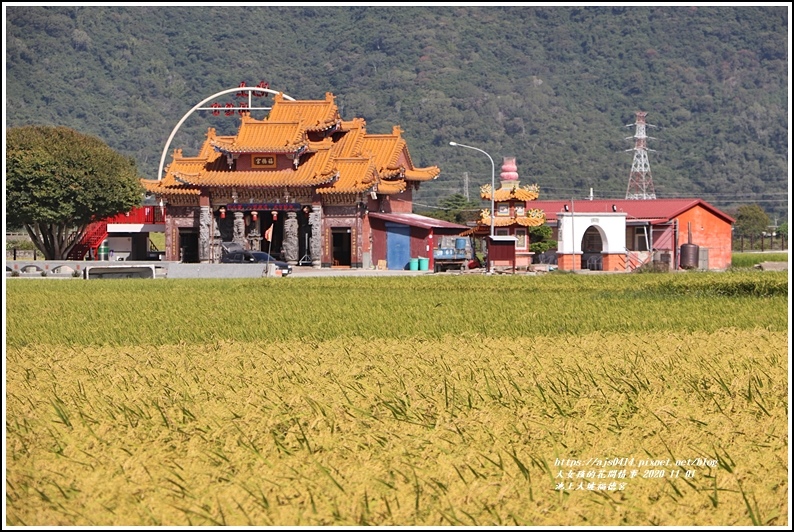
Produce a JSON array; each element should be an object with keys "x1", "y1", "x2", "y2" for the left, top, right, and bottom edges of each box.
[
  {"x1": 530, "y1": 198, "x2": 735, "y2": 224},
  {"x1": 368, "y1": 212, "x2": 469, "y2": 230}
]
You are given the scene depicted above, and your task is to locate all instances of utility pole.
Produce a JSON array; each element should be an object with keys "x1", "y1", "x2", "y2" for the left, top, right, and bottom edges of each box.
[
  {"x1": 625, "y1": 111, "x2": 657, "y2": 200},
  {"x1": 463, "y1": 171, "x2": 470, "y2": 201}
]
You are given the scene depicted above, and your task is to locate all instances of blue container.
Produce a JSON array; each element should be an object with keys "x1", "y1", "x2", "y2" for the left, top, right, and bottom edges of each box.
[
  {"x1": 455, "y1": 238, "x2": 467, "y2": 250},
  {"x1": 418, "y1": 257, "x2": 429, "y2": 271},
  {"x1": 409, "y1": 258, "x2": 419, "y2": 271}
]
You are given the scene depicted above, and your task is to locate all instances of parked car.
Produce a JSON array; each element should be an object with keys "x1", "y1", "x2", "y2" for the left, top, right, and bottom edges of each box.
[{"x1": 221, "y1": 250, "x2": 292, "y2": 276}]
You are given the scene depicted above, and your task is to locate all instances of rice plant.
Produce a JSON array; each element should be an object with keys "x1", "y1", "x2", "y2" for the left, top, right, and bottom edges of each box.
[{"x1": 5, "y1": 272, "x2": 789, "y2": 526}]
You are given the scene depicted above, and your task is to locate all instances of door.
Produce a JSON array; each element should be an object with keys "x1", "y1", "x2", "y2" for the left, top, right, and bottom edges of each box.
[
  {"x1": 178, "y1": 229, "x2": 199, "y2": 263},
  {"x1": 331, "y1": 227, "x2": 351, "y2": 266},
  {"x1": 581, "y1": 226, "x2": 603, "y2": 271},
  {"x1": 386, "y1": 223, "x2": 411, "y2": 270}
]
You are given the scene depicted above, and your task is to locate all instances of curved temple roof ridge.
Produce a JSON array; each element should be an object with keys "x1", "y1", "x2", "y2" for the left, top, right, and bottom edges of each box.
[{"x1": 142, "y1": 92, "x2": 439, "y2": 197}]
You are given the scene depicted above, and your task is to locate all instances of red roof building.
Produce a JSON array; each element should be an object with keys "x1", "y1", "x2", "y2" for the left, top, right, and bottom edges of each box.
[{"x1": 530, "y1": 198, "x2": 735, "y2": 271}]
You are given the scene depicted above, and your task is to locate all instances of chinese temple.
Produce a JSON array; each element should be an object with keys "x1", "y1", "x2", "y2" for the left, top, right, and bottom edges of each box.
[
  {"x1": 140, "y1": 92, "x2": 442, "y2": 268},
  {"x1": 464, "y1": 156, "x2": 546, "y2": 269}
]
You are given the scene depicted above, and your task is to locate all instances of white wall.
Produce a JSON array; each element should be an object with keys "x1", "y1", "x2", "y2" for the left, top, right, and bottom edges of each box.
[
  {"x1": 557, "y1": 212, "x2": 627, "y2": 254},
  {"x1": 106, "y1": 236, "x2": 133, "y2": 260}
]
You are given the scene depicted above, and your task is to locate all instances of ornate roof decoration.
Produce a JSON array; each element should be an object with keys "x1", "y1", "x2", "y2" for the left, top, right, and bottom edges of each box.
[
  {"x1": 500, "y1": 156, "x2": 519, "y2": 181},
  {"x1": 470, "y1": 156, "x2": 546, "y2": 233},
  {"x1": 480, "y1": 183, "x2": 541, "y2": 202},
  {"x1": 477, "y1": 208, "x2": 546, "y2": 228},
  {"x1": 141, "y1": 93, "x2": 439, "y2": 198},
  {"x1": 375, "y1": 179, "x2": 407, "y2": 195}
]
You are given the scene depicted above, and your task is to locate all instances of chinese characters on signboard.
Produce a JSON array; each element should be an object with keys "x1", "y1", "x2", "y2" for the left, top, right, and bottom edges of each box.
[{"x1": 252, "y1": 155, "x2": 276, "y2": 168}]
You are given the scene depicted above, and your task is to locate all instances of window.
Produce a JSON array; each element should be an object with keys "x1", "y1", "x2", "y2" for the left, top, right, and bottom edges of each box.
[
  {"x1": 515, "y1": 228, "x2": 528, "y2": 250},
  {"x1": 496, "y1": 228, "x2": 509, "y2": 236},
  {"x1": 496, "y1": 203, "x2": 510, "y2": 216},
  {"x1": 634, "y1": 227, "x2": 649, "y2": 251}
]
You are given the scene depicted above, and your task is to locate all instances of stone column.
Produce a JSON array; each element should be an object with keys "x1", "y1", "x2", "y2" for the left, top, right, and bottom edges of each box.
[
  {"x1": 233, "y1": 212, "x2": 246, "y2": 248},
  {"x1": 309, "y1": 208, "x2": 323, "y2": 268},
  {"x1": 247, "y1": 226, "x2": 263, "y2": 251},
  {"x1": 198, "y1": 206, "x2": 211, "y2": 263},
  {"x1": 212, "y1": 219, "x2": 222, "y2": 263},
  {"x1": 283, "y1": 211, "x2": 299, "y2": 265}
]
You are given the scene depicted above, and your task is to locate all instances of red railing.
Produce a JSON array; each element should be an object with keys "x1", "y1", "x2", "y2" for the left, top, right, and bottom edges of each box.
[
  {"x1": 104, "y1": 205, "x2": 166, "y2": 224},
  {"x1": 67, "y1": 221, "x2": 108, "y2": 260},
  {"x1": 67, "y1": 206, "x2": 166, "y2": 260}
]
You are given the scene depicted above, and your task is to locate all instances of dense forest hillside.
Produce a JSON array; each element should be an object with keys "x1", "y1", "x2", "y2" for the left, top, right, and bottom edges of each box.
[{"x1": 5, "y1": 5, "x2": 789, "y2": 220}]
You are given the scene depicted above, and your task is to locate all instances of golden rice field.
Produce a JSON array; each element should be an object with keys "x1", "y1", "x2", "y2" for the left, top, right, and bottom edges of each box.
[{"x1": 4, "y1": 272, "x2": 789, "y2": 526}]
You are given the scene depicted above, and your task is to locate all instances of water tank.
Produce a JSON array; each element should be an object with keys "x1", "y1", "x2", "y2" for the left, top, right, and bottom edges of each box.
[
  {"x1": 455, "y1": 237, "x2": 467, "y2": 250},
  {"x1": 680, "y1": 243, "x2": 699, "y2": 269},
  {"x1": 97, "y1": 240, "x2": 109, "y2": 261}
]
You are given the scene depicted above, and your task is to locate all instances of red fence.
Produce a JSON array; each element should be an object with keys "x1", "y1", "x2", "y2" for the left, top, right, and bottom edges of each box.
[
  {"x1": 66, "y1": 206, "x2": 166, "y2": 260},
  {"x1": 104, "y1": 205, "x2": 166, "y2": 225}
]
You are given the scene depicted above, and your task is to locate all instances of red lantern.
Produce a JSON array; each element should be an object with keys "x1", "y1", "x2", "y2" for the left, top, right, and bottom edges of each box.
[
  {"x1": 238, "y1": 102, "x2": 249, "y2": 116},
  {"x1": 211, "y1": 102, "x2": 221, "y2": 116},
  {"x1": 251, "y1": 211, "x2": 258, "y2": 222},
  {"x1": 271, "y1": 211, "x2": 278, "y2": 221},
  {"x1": 225, "y1": 102, "x2": 235, "y2": 116},
  {"x1": 219, "y1": 206, "x2": 226, "y2": 219}
]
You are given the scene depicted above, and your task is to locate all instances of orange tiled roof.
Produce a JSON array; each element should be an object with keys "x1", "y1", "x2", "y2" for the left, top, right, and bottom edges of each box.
[
  {"x1": 481, "y1": 183, "x2": 540, "y2": 202},
  {"x1": 403, "y1": 167, "x2": 440, "y2": 181},
  {"x1": 361, "y1": 130, "x2": 405, "y2": 169},
  {"x1": 334, "y1": 119, "x2": 368, "y2": 157},
  {"x1": 140, "y1": 134, "x2": 227, "y2": 195},
  {"x1": 142, "y1": 176, "x2": 200, "y2": 196},
  {"x1": 266, "y1": 92, "x2": 341, "y2": 132},
  {"x1": 357, "y1": 126, "x2": 439, "y2": 182},
  {"x1": 376, "y1": 179, "x2": 407, "y2": 195},
  {"x1": 316, "y1": 157, "x2": 377, "y2": 195},
  {"x1": 142, "y1": 92, "x2": 439, "y2": 196},
  {"x1": 211, "y1": 116, "x2": 307, "y2": 153},
  {"x1": 176, "y1": 147, "x2": 337, "y2": 189}
]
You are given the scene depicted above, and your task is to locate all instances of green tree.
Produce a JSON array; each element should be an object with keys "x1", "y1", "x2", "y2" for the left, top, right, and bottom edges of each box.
[
  {"x1": 733, "y1": 204, "x2": 771, "y2": 239},
  {"x1": 6, "y1": 125, "x2": 144, "y2": 259},
  {"x1": 528, "y1": 224, "x2": 555, "y2": 254},
  {"x1": 777, "y1": 221, "x2": 787, "y2": 240},
  {"x1": 433, "y1": 193, "x2": 482, "y2": 224}
]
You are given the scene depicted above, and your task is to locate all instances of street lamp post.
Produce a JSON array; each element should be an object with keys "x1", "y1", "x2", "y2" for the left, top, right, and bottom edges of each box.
[
  {"x1": 450, "y1": 141, "x2": 496, "y2": 272},
  {"x1": 449, "y1": 142, "x2": 495, "y2": 238}
]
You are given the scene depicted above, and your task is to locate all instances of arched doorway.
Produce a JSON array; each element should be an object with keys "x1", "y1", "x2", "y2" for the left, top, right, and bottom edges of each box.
[{"x1": 581, "y1": 226, "x2": 604, "y2": 270}]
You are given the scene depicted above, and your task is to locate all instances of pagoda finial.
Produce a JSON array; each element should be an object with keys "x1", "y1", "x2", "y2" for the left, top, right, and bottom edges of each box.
[{"x1": 500, "y1": 156, "x2": 519, "y2": 189}]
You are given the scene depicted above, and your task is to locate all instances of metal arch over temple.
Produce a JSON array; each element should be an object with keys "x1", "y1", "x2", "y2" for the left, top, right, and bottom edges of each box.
[{"x1": 157, "y1": 85, "x2": 295, "y2": 181}]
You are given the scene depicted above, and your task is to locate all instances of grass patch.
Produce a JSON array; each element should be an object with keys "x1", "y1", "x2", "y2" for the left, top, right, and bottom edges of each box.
[{"x1": 731, "y1": 252, "x2": 789, "y2": 268}]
